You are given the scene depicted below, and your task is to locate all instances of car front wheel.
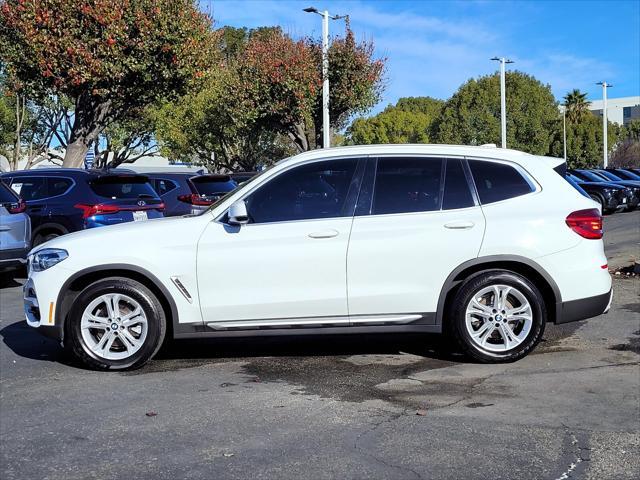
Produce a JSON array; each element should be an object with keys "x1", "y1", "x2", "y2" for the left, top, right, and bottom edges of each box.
[
  {"x1": 450, "y1": 271, "x2": 546, "y2": 362},
  {"x1": 65, "y1": 278, "x2": 166, "y2": 370}
]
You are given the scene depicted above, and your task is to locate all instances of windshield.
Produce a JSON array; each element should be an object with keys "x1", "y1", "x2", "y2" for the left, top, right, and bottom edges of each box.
[
  {"x1": 577, "y1": 170, "x2": 608, "y2": 182},
  {"x1": 597, "y1": 170, "x2": 622, "y2": 181},
  {"x1": 615, "y1": 170, "x2": 640, "y2": 180}
]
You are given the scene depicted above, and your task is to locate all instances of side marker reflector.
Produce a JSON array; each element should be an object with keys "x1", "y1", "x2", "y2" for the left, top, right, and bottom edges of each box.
[{"x1": 49, "y1": 302, "x2": 54, "y2": 324}]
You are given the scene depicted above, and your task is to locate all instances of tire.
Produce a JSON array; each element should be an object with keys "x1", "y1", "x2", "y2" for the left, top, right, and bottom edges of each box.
[
  {"x1": 34, "y1": 232, "x2": 61, "y2": 246},
  {"x1": 449, "y1": 271, "x2": 546, "y2": 363},
  {"x1": 65, "y1": 277, "x2": 167, "y2": 370}
]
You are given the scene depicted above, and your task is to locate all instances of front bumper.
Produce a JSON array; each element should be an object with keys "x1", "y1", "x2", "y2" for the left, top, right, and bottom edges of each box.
[
  {"x1": 555, "y1": 289, "x2": 613, "y2": 324},
  {"x1": 24, "y1": 276, "x2": 65, "y2": 342}
]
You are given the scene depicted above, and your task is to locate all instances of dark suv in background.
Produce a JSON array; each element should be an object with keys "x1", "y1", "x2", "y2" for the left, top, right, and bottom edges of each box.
[
  {"x1": 568, "y1": 169, "x2": 639, "y2": 212},
  {"x1": 145, "y1": 172, "x2": 238, "y2": 216},
  {"x1": 0, "y1": 169, "x2": 164, "y2": 245}
]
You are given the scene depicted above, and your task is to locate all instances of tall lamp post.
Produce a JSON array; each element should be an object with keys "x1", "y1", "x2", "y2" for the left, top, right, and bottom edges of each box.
[
  {"x1": 596, "y1": 81, "x2": 612, "y2": 168},
  {"x1": 491, "y1": 57, "x2": 514, "y2": 148},
  {"x1": 303, "y1": 6, "x2": 347, "y2": 149},
  {"x1": 561, "y1": 105, "x2": 567, "y2": 161}
]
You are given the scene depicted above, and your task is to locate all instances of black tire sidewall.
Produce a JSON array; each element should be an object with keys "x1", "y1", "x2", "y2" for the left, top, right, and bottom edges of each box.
[
  {"x1": 66, "y1": 278, "x2": 166, "y2": 370},
  {"x1": 451, "y1": 271, "x2": 546, "y2": 362}
]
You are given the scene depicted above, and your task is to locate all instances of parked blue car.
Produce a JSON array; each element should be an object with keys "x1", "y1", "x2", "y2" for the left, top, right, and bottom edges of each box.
[{"x1": 0, "y1": 169, "x2": 164, "y2": 246}]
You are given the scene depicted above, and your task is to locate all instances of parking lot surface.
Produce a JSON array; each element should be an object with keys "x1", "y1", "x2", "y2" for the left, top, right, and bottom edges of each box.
[{"x1": 1, "y1": 211, "x2": 639, "y2": 480}]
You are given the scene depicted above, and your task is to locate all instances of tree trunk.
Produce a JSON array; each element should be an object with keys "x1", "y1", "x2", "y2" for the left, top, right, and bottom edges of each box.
[{"x1": 62, "y1": 94, "x2": 112, "y2": 168}]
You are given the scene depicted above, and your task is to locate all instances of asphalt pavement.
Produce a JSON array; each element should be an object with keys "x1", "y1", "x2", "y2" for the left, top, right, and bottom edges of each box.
[{"x1": 1, "y1": 212, "x2": 638, "y2": 480}]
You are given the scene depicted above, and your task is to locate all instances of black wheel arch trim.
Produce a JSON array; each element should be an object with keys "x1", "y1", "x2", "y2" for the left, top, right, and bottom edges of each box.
[
  {"x1": 55, "y1": 264, "x2": 182, "y2": 342},
  {"x1": 436, "y1": 255, "x2": 563, "y2": 326}
]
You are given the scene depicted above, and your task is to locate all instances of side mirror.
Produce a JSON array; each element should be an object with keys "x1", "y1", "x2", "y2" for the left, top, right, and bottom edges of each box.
[{"x1": 228, "y1": 200, "x2": 249, "y2": 225}]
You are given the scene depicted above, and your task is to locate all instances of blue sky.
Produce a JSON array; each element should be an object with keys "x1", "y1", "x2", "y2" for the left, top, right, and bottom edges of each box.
[{"x1": 205, "y1": 0, "x2": 640, "y2": 113}]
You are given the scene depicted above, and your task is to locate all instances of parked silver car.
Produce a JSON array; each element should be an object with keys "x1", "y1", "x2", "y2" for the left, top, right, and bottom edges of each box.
[{"x1": 0, "y1": 182, "x2": 31, "y2": 271}]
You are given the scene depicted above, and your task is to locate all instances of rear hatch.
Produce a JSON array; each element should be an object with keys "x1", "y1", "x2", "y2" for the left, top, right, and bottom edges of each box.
[
  {"x1": 76, "y1": 174, "x2": 165, "y2": 227},
  {"x1": 178, "y1": 175, "x2": 238, "y2": 207}
]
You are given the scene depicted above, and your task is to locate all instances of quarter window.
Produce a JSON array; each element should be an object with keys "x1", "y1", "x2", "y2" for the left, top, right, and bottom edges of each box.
[
  {"x1": 469, "y1": 160, "x2": 534, "y2": 204},
  {"x1": 245, "y1": 158, "x2": 359, "y2": 223},
  {"x1": 443, "y1": 159, "x2": 474, "y2": 210},
  {"x1": 372, "y1": 157, "x2": 443, "y2": 215},
  {"x1": 48, "y1": 178, "x2": 73, "y2": 197},
  {"x1": 154, "y1": 179, "x2": 177, "y2": 196}
]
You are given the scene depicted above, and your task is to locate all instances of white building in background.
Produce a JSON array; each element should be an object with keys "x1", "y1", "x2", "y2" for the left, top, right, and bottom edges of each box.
[{"x1": 588, "y1": 96, "x2": 640, "y2": 126}]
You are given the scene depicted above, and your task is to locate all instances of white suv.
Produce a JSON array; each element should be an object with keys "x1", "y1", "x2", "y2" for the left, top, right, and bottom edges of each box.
[{"x1": 24, "y1": 145, "x2": 612, "y2": 370}]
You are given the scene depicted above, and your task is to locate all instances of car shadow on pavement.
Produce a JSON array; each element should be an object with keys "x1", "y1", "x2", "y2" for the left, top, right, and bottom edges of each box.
[{"x1": 0, "y1": 320, "x2": 72, "y2": 364}]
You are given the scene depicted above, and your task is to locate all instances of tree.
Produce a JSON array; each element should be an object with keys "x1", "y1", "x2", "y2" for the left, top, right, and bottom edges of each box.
[
  {"x1": 432, "y1": 71, "x2": 558, "y2": 155},
  {"x1": 610, "y1": 119, "x2": 640, "y2": 168},
  {"x1": 563, "y1": 89, "x2": 591, "y2": 123},
  {"x1": 156, "y1": 25, "x2": 385, "y2": 169},
  {"x1": 347, "y1": 96, "x2": 443, "y2": 145},
  {"x1": 0, "y1": 0, "x2": 216, "y2": 167},
  {"x1": 548, "y1": 112, "x2": 618, "y2": 168}
]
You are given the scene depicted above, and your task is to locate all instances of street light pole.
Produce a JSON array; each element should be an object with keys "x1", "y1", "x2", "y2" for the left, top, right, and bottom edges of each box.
[
  {"x1": 321, "y1": 10, "x2": 330, "y2": 150},
  {"x1": 304, "y1": 7, "x2": 346, "y2": 149},
  {"x1": 562, "y1": 107, "x2": 567, "y2": 161},
  {"x1": 596, "y1": 81, "x2": 612, "y2": 168},
  {"x1": 491, "y1": 57, "x2": 514, "y2": 148}
]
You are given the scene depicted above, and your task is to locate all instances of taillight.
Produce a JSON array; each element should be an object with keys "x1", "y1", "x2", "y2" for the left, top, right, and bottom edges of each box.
[
  {"x1": 6, "y1": 199, "x2": 26, "y2": 214},
  {"x1": 177, "y1": 194, "x2": 212, "y2": 206},
  {"x1": 565, "y1": 209, "x2": 603, "y2": 239},
  {"x1": 74, "y1": 203, "x2": 121, "y2": 219}
]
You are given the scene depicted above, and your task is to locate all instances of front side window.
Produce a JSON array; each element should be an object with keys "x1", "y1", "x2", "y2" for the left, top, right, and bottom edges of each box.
[
  {"x1": 245, "y1": 158, "x2": 359, "y2": 223},
  {"x1": 372, "y1": 157, "x2": 443, "y2": 215},
  {"x1": 10, "y1": 177, "x2": 48, "y2": 201},
  {"x1": 469, "y1": 160, "x2": 534, "y2": 204}
]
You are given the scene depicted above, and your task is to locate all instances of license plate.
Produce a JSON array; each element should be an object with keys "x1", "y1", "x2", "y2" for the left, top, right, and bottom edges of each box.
[
  {"x1": 622, "y1": 198, "x2": 627, "y2": 204},
  {"x1": 133, "y1": 211, "x2": 148, "y2": 222}
]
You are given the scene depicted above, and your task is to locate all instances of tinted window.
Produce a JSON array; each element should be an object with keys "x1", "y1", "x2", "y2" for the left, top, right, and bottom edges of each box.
[
  {"x1": 0, "y1": 182, "x2": 19, "y2": 203},
  {"x1": 469, "y1": 160, "x2": 533, "y2": 204},
  {"x1": 154, "y1": 179, "x2": 177, "y2": 196},
  {"x1": 246, "y1": 159, "x2": 358, "y2": 223},
  {"x1": 597, "y1": 171, "x2": 622, "y2": 181},
  {"x1": 191, "y1": 177, "x2": 237, "y2": 196},
  {"x1": 615, "y1": 169, "x2": 640, "y2": 180},
  {"x1": 372, "y1": 157, "x2": 442, "y2": 215},
  {"x1": 48, "y1": 177, "x2": 73, "y2": 196},
  {"x1": 443, "y1": 159, "x2": 474, "y2": 210},
  {"x1": 90, "y1": 176, "x2": 157, "y2": 199},
  {"x1": 10, "y1": 177, "x2": 48, "y2": 201}
]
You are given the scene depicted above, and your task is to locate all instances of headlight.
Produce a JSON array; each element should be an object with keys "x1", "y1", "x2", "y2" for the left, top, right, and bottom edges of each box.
[{"x1": 30, "y1": 248, "x2": 68, "y2": 272}]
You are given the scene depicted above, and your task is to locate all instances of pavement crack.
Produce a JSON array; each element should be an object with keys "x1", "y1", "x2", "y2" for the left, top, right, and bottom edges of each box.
[
  {"x1": 352, "y1": 409, "x2": 424, "y2": 480},
  {"x1": 553, "y1": 424, "x2": 591, "y2": 480}
]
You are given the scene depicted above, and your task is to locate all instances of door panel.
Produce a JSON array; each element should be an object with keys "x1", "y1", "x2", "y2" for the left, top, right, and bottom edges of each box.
[
  {"x1": 347, "y1": 157, "x2": 485, "y2": 317},
  {"x1": 197, "y1": 218, "x2": 353, "y2": 322},
  {"x1": 197, "y1": 157, "x2": 364, "y2": 324}
]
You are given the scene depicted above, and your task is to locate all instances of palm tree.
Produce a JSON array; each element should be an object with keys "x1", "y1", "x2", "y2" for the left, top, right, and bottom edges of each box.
[{"x1": 563, "y1": 89, "x2": 591, "y2": 123}]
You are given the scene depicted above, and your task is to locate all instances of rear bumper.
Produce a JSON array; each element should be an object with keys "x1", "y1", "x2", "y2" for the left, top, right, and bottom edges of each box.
[{"x1": 555, "y1": 289, "x2": 612, "y2": 324}]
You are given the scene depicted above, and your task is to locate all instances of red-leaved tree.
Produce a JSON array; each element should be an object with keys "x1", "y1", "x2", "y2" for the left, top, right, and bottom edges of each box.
[{"x1": 0, "y1": 0, "x2": 216, "y2": 167}]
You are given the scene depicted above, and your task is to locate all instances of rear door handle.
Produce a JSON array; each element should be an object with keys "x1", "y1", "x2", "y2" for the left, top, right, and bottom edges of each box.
[
  {"x1": 444, "y1": 221, "x2": 475, "y2": 230},
  {"x1": 308, "y1": 229, "x2": 339, "y2": 239}
]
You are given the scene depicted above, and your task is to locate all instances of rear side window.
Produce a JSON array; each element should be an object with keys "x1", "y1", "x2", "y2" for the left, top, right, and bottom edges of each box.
[
  {"x1": 469, "y1": 160, "x2": 534, "y2": 204},
  {"x1": 9, "y1": 177, "x2": 48, "y2": 201},
  {"x1": 443, "y1": 159, "x2": 474, "y2": 210},
  {"x1": 48, "y1": 177, "x2": 73, "y2": 197},
  {"x1": 90, "y1": 176, "x2": 157, "y2": 199},
  {"x1": 154, "y1": 179, "x2": 178, "y2": 196},
  {"x1": 372, "y1": 157, "x2": 443, "y2": 215}
]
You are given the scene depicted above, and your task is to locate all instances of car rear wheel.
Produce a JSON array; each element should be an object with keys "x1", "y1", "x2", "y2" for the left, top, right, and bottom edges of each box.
[
  {"x1": 65, "y1": 278, "x2": 166, "y2": 370},
  {"x1": 450, "y1": 271, "x2": 546, "y2": 363}
]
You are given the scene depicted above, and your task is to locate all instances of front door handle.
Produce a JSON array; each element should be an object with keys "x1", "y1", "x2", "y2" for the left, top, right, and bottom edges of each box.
[
  {"x1": 308, "y1": 229, "x2": 339, "y2": 239},
  {"x1": 444, "y1": 221, "x2": 475, "y2": 230}
]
